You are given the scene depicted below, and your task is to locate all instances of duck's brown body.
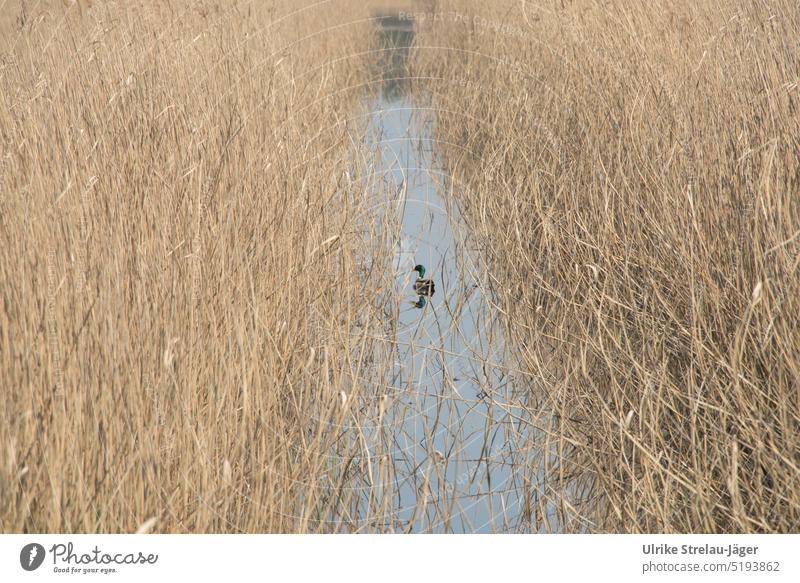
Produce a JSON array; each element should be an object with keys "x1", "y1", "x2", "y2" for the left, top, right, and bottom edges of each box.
[{"x1": 413, "y1": 278, "x2": 435, "y2": 297}]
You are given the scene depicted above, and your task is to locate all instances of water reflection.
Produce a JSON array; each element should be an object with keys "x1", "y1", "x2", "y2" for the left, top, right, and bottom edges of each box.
[
  {"x1": 375, "y1": 14, "x2": 415, "y2": 101},
  {"x1": 348, "y1": 14, "x2": 547, "y2": 533}
]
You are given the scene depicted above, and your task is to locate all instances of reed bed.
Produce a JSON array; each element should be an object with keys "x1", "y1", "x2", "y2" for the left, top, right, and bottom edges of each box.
[
  {"x1": 4, "y1": 0, "x2": 798, "y2": 535},
  {"x1": 414, "y1": 0, "x2": 800, "y2": 532},
  {"x1": 0, "y1": 0, "x2": 405, "y2": 532}
]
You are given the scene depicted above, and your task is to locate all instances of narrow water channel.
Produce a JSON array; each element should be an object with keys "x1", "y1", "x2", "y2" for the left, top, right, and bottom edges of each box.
[{"x1": 347, "y1": 14, "x2": 545, "y2": 533}]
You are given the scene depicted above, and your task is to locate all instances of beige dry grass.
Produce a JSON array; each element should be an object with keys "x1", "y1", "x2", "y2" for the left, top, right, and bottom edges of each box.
[
  {"x1": 0, "y1": 0, "x2": 399, "y2": 532},
  {"x1": 3, "y1": 0, "x2": 798, "y2": 534},
  {"x1": 415, "y1": 0, "x2": 800, "y2": 532}
]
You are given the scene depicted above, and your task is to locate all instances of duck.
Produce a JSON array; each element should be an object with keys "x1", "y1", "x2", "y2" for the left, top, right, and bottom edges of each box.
[{"x1": 412, "y1": 264, "x2": 435, "y2": 297}]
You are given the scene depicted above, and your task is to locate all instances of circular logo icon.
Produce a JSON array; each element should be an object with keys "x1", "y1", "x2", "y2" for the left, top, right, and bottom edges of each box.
[{"x1": 20, "y1": 543, "x2": 46, "y2": 571}]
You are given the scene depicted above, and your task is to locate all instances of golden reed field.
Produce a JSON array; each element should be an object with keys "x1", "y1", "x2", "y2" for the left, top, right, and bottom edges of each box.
[
  {"x1": 414, "y1": 0, "x2": 800, "y2": 532},
  {"x1": 1, "y1": 0, "x2": 798, "y2": 533}
]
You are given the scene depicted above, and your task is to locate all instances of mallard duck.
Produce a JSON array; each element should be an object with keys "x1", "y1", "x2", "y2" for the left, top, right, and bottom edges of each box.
[{"x1": 412, "y1": 264, "x2": 435, "y2": 297}]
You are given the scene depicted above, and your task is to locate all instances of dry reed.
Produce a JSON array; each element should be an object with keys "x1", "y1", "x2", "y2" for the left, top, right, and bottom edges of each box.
[
  {"x1": 0, "y1": 0, "x2": 398, "y2": 532},
  {"x1": 414, "y1": 0, "x2": 800, "y2": 532}
]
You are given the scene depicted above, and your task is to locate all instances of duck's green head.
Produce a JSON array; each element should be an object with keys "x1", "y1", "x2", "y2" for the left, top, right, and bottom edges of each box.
[
  {"x1": 412, "y1": 264, "x2": 426, "y2": 278},
  {"x1": 412, "y1": 296, "x2": 427, "y2": 309}
]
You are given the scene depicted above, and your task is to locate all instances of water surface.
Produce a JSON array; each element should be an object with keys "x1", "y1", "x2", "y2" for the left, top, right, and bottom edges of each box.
[{"x1": 341, "y1": 14, "x2": 545, "y2": 533}]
